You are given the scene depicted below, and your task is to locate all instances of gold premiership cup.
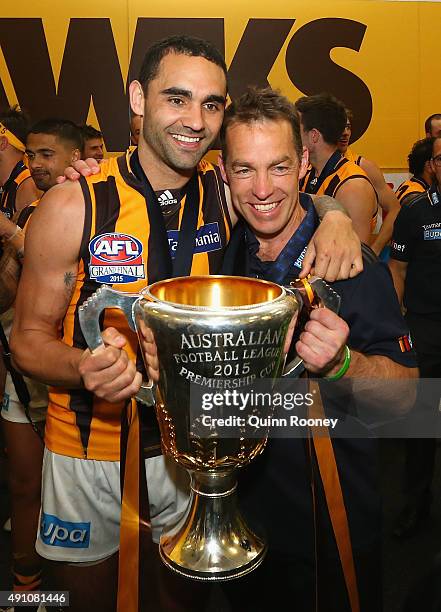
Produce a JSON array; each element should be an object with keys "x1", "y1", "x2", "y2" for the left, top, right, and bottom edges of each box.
[{"x1": 79, "y1": 276, "x2": 299, "y2": 581}]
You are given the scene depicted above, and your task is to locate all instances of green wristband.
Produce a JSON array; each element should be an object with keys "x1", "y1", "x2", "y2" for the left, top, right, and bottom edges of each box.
[{"x1": 325, "y1": 345, "x2": 351, "y2": 382}]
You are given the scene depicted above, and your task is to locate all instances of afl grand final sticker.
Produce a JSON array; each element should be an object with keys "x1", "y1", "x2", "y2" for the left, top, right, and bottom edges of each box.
[{"x1": 89, "y1": 232, "x2": 145, "y2": 284}]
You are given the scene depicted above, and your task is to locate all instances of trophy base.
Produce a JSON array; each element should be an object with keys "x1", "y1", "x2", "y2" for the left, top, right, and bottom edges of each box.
[{"x1": 159, "y1": 470, "x2": 267, "y2": 581}]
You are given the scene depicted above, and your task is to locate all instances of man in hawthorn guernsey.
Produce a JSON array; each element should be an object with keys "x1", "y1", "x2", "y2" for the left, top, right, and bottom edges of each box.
[
  {"x1": 80, "y1": 124, "x2": 104, "y2": 161},
  {"x1": 296, "y1": 93, "x2": 378, "y2": 247},
  {"x1": 389, "y1": 136, "x2": 441, "y2": 538},
  {"x1": 395, "y1": 137, "x2": 434, "y2": 206},
  {"x1": 0, "y1": 118, "x2": 83, "y2": 610},
  {"x1": 0, "y1": 106, "x2": 40, "y2": 415},
  {"x1": 0, "y1": 106, "x2": 41, "y2": 221},
  {"x1": 337, "y1": 109, "x2": 401, "y2": 256},
  {"x1": 11, "y1": 36, "x2": 361, "y2": 612}
]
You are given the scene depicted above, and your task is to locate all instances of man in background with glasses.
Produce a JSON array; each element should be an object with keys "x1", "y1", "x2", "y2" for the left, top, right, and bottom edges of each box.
[{"x1": 389, "y1": 137, "x2": 441, "y2": 538}]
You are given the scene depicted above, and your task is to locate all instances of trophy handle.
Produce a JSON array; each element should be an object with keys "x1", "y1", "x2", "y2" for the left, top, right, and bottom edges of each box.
[
  {"x1": 281, "y1": 278, "x2": 341, "y2": 379},
  {"x1": 78, "y1": 286, "x2": 155, "y2": 406}
]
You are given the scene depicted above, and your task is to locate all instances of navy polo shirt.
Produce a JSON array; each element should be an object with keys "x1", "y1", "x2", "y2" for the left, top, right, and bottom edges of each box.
[{"x1": 235, "y1": 195, "x2": 416, "y2": 560}]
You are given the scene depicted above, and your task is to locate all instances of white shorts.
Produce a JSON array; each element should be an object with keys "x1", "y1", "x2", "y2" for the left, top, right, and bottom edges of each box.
[
  {"x1": 1, "y1": 372, "x2": 47, "y2": 423},
  {"x1": 36, "y1": 449, "x2": 190, "y2": 563},
  {"x1": 0, "y1": 308, "x2": 47, "y2": 423}
]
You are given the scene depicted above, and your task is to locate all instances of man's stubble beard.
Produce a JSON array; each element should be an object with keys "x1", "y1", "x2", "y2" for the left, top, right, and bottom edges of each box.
[{"x1": 143, "y1": 123, "x2": 214, "y2": 172}]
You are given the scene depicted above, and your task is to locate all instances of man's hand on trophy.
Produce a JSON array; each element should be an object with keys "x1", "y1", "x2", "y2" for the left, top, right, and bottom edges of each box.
[
  {"x1": 56, "y1": 158, "x2": 100, "y2": 183},
  {"x1": 138, "y1": 319, "x2": 160, "y2": 383},
  {"x1": 300, "y1": 211, "x2": 363, "y2": 282},
  {"x1": 295, "y1": 308, "x2": 349, "y2": 375},
  {"x1": 78, "y1": 327, "x2": 142, "y2": 402}
]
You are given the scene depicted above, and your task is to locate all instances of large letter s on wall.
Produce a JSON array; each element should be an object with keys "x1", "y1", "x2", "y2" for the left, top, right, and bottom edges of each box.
[{"x1": 286, "y1": 18, "x2": 372, "y2": 142}]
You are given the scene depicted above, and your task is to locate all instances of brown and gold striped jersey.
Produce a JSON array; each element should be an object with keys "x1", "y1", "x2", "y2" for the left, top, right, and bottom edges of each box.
[
  {"x1": 45, "y1": 151, "x2": 232, "y2": 460},
  {"x1": 395, "y1": 176, "x2": 429, "y2": 205},
  {"x1": 300, "y1": 154, "x2": 378, "y2": 230},
  {"x1": 0, "y1": 161, "x2": 32, "y2": 220}
]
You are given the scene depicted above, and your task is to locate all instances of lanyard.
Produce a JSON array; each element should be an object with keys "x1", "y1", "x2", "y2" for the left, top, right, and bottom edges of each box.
[{"x1": 130, "y1": 149, "x2": 200, "y2": 282}]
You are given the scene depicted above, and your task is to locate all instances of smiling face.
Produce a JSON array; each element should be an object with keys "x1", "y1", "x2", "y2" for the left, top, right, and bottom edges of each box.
[
  {"x1": 221, "y1": 118, "x2": 309, "y2": 243},
  {"x1": 83, "y1": 137, "x2": 104, "y2": 161},
  {"x1": 133, "y1": 52, "x2": 226, "y2": 176}
]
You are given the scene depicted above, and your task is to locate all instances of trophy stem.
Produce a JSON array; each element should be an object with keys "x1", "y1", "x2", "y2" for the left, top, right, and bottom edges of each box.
[{"x1": 159, "y1": 470, "x2": 267, "y2": 581}]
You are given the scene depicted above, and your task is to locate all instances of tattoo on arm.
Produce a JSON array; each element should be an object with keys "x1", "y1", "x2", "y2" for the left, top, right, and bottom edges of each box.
[
  {"x1": 312, "y1": 195, "x2": 349, "y2": 220},
  {"x1": 63, "y1": 271, "x2": 77, "y2": 300},
  {"x1": 64, "y1": 271, "x2": 76, "y2": 287}
]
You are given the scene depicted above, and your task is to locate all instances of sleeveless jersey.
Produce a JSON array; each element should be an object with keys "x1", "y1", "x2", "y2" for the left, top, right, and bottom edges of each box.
[
  {"x1": 342, "y1": 147, "x2": 363, "y2": 166},
  {"x1": 300, "y1": 154, "x2": 378, "y2": 230},
  {"x1": 45, "y1": 151, "x2": 232, "y2": 460},
  {"x1": 0, "y1": 161, "x2": 32, "y2": 220},
  {"x1": 395, "y1": 176, "x2": 428, "y2": 205}
]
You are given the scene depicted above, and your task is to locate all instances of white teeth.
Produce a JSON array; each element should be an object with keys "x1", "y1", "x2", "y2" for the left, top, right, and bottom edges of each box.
[
  {"x1": 252, "y1": 203, "x2": 278, "y2": 212},
  {"x1": 172, "y1": 134, "x2": 201, "y2": 143}
]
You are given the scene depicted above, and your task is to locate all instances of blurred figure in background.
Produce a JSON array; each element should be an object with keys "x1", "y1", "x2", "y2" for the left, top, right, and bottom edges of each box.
[
  {"x1": 80, "y1": 124, "x2": 103, "y2": 161},
  {"x1": 337, "y1": 109, "x2": 401, "y2": 256},
  {"x1": 396, "y1": 137, "x2": 435, "y2": 206},
  {"x1": 130, "y1": 113, "x2": 141, "y2": 145}
]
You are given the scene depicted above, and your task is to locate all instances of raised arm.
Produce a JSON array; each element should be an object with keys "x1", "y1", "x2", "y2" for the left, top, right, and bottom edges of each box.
[
  {"x1": 300, "y1": 195, "x2": 363, "y2": 282},
  {"x1": 10, "y1": 183, "x2": 86, "y2": 384},
  {"x1": 10, "y1": 182, "x2": 141, "y2": 401}
]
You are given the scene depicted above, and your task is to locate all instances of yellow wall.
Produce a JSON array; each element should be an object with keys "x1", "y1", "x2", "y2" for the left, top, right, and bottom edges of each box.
[{"x1": 1, "y1": 1, "x2": 440, "y2": 170}]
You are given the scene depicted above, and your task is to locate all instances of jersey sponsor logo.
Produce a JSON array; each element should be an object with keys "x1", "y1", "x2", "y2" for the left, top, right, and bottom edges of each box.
[
  {"x1": 40, "y1": 512, "x2": 90, "y2": 548},
  {"x1": 391, "y1": 241, "x2": 405, "y2": 253},
  {"x1": 167, "y1": 222, "x2": 222, "y2": 258},
  {"x1": 424, "y1": 228, "x2": 441, "y2": 240},
  {"x1": 157, "y1": 190, "x2": 178, "y2": 207},
  {"x1": 89, "y1": 232, "x2": 145, "y2": 284},
  {"x1": 293, "y1": 246, "x2": 308, "y2": 270}
]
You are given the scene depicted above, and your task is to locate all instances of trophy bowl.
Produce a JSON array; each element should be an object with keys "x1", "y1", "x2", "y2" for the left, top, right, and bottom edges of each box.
[{"x1": 79, "y1": 275, "x2": 299, "y2": 581}]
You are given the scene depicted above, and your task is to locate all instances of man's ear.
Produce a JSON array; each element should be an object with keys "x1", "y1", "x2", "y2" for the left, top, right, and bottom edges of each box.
[
  {"x1": 218, "y1": 154, "x2": 229, "y2": 185},
  {"x1": 72, "y1": 148, "x2": 81, "y2": 163},
  {"x1": 0, "y1": 136, "x2": 8, "y2": 152},
  {"x1": 298, "y1": 146, "x2": 309, "y2": 180},
  {"x1": 129, "y1": 80, "x2": 145, "y2": 117}
]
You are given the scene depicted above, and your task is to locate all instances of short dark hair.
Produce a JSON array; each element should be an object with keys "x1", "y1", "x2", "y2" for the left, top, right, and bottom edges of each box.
[
  {"x1": 28, "y1": 118, "x2": 83, "y2": 150},
  {"x1": 138, "y1": 35, "x2": 227, "y2": 93},
  {"x1": 0, "y1": 105, "x2": 31, "y2": 145},
  {"x1": 295, "y1": 93, "x2": 347, "y2": 146},
  {"x1": 220, "y1": 87, "x2": 303, "y2": 161},
  {"x1": 80, "y1": 124, "x2": 102, "y2": 141},
  {"x1": 408, "y1": 137, "x2": 435, "y2": 176},
  {"x1": 425, "y1": 114, "x2": 441, "y2": 135}
]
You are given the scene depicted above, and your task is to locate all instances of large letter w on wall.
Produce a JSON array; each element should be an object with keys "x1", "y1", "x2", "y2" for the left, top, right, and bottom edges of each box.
[{"x1": 0, "y1": 18, "x2": 127, "y2": 150}]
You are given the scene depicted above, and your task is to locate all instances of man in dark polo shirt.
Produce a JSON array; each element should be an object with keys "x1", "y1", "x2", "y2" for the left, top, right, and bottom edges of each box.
[
  {"x1": 218, "y1": 87, "x2": 418, "y2": 612},
  {"x1": 389, "y1": 136, "x2": 441, "y2": 538}
]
